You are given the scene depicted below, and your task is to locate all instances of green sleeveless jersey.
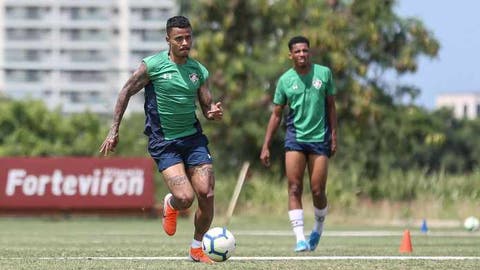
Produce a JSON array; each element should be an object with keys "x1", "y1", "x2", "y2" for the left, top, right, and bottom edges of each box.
[
  {"x1": 142, "y1": 51, "x2": 209, "y2": 140},
  {"x1": 273, "y1": 64, "x2": 336, "y2": 142}
]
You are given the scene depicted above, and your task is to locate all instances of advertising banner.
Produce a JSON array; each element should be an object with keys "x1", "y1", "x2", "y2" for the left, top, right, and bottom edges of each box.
[{"x1": 0, "y1": 157, "x2": 155, "y2": 210}]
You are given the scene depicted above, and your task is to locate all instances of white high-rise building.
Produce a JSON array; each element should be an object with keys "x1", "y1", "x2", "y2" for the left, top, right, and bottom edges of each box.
[
  {"x1": 436, "y1": 92, "x2": 480, "y2": 119},
  {"x1": 0, "y1": 0, "x2": 177, "y2": 114}
]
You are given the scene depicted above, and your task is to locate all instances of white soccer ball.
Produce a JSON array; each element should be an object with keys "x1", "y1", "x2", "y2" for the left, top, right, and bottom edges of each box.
[
  {"x1": 463, "y1": 216, "x2": 480, "y2": 231},
  {"x1": 202, "y1": 227, "x2": 236, "y2": 262}
]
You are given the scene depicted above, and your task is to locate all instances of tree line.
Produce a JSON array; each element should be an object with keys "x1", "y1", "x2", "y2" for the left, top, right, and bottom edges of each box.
[{"x1": 1, "y1": 0, "x2": 479, "y2": 188}]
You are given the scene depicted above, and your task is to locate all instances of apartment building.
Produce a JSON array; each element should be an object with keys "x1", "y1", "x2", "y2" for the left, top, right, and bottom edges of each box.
[
  {"x1": 436, "y1": 91, "x2": 480, "y2": 119},
  {"x1": 0, "y1": 0, "x2": 177, "y2": 114}
]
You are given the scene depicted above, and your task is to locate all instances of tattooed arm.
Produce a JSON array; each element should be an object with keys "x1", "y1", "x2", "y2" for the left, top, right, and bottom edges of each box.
[
  {"x1": 99, "y1": 63, "x2": 150, "y2": 156},
  {"x1": 197, "y1": 81, "x2": 223, "y2": 121}
]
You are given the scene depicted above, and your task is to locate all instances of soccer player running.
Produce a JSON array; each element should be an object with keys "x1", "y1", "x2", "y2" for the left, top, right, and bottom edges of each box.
[
  {"x1": 99, "y1": 16, "x2": 223, "y2": 264},
  {"x1": 260, "y1": 36, "x2": 337, "y2": 252}
]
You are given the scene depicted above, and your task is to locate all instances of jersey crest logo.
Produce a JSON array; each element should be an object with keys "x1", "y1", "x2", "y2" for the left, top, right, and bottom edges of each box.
[
  {"x1": 189, "y1": 73, "x2": 199, "y2": 83},
  {"x1": 313, "y1": 78, "x2": 322, "y2": 89},
  {"x1": 293, "y1": 84, "x2": 298, "y2": 90}
]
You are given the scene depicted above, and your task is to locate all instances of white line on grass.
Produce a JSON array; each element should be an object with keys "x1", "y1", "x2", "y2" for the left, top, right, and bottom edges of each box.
[
  {"x1": 230, "y1": 256, "x2": 480, "y2": 261},
  {"x1": 36, "y1": 230, "x2": 478, "y2": 237},
  {"x1": 234, "y1": 230, "x2": 480, "y2": 237},
  {"x1": 1, "y1": 256, "x2": 480, "y2": 261}
]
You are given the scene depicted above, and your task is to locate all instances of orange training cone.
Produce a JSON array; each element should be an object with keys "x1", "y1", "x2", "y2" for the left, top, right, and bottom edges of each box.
[{"x1": 399, "y1": 229, "x2": 413, "y2": 253}]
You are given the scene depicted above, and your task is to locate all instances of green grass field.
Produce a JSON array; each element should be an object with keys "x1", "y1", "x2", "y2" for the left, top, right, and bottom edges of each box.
[{"x1": 0, "y1": 216, "x2": 479, "y2": 270}]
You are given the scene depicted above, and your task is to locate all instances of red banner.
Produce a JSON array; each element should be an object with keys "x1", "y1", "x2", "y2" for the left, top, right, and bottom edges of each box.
[{"x1": 0, "y1": 157, "x2": 155, "y2": 210}]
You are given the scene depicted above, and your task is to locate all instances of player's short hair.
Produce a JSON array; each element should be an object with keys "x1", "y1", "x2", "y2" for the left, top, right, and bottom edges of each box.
[
  {"x1": 288, "y1": 36, "x2": 310, "y2": 50},
  {"x1": 166, "y1": 16, "x2": 191, "y2": 34}
]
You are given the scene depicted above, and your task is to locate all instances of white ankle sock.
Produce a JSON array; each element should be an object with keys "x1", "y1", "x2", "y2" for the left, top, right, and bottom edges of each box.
[
  {"x1": 313, "y1": 206, "x2": 327, "y2": 234},
  {"x1": 191, "y1": 239, "x2": 202, "y2": 248},
  {"x1": 288, "y1": 209, "x2": 305, "y2": 242}
]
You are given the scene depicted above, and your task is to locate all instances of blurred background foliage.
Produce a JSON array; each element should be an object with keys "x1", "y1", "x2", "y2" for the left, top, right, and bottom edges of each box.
[{"x1": 1, "y1": 0, "x2": 479, "y2": 204}]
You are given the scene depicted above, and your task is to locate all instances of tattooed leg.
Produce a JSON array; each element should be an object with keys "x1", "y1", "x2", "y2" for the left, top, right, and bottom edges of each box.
[
  {"x1": 161, "y1": 163, "x2": 195, "y2": 210},
  {"x1": 189, "y1": 164, "x2": 215, "y2": 241}
]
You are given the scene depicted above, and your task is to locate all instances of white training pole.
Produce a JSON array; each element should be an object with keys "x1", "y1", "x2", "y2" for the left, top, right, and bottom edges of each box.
[{"x1": 225, "y1": 161, "x2": 250, "y2": 225}]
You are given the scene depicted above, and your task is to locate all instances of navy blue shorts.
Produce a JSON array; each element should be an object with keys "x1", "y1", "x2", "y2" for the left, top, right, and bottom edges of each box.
[
  {"x1": 285, "y1": 137, "x2": 331, "y2": 157},
  {"x1": 147, "y1": 133, "x2": 212, "y2": 172}
]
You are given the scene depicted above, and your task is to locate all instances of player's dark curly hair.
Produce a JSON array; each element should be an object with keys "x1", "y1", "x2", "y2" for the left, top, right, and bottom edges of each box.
[
  {"x1": 288, "y1": 36, "x2": 310, "y2": 50},
  {"x1": 166, "y1": 16, "x2": 191, "y2": 35}
]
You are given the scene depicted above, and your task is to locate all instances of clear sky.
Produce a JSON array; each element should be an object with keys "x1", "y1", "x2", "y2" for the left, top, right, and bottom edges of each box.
[{"x1": 394, "y1": 0, "x2": 480, "y2": 109}]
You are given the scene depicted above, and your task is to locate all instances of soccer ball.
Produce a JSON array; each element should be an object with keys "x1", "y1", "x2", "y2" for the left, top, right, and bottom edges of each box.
[
  {"x1": 202, "y1": 227, "x2": 236, "y2": 262},
  {"x1": 463, "y1": 216, "x2": 480, "y2": 231}
]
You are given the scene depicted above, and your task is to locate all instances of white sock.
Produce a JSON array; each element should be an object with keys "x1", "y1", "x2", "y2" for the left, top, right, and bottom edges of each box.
[
  {"x1": 288, "y1": 209, "x2": 305, "y2": 242},
  {"x1": 191, "y1": 239, "x2": 202, "y2": 249},
  {"x1": 313, "y1": 206, "x2": 328, "y2": 234}
]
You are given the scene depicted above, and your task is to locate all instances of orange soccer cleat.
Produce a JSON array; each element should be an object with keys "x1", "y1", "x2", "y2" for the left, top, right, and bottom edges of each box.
[
  {"x1": 189, "y1": 247, "x2": 214, "y2": 264},
  {"x1": 162, "y1": 193, "x2": 179, "y2": 236}
]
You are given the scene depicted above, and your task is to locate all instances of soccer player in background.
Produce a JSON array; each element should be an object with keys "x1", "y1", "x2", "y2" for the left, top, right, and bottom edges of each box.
[
  {"x1": 260, "y1": 36, "x2": 337, "y2": 252},
  {"x1": 99, "y1": 16, "x2": 223, "y2": 264}
]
